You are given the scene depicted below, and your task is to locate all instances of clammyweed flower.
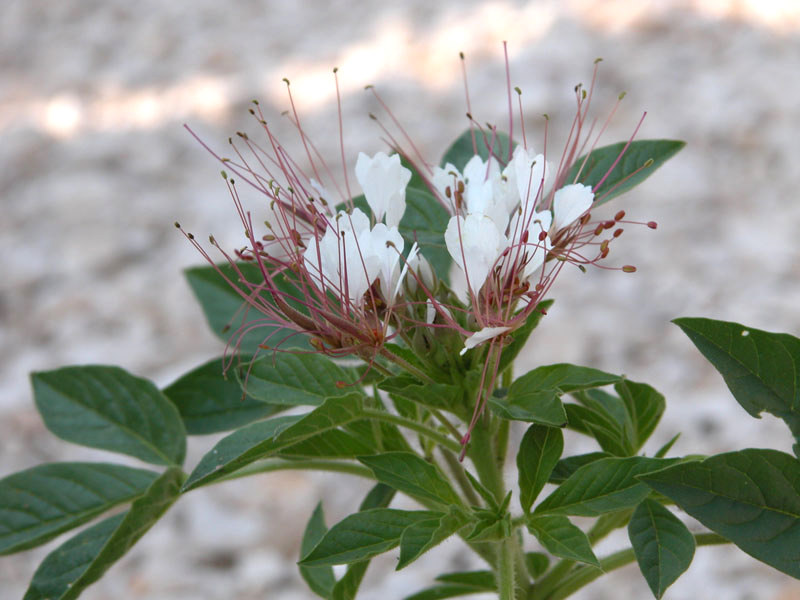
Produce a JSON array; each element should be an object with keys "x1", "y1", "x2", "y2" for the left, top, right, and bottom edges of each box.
[
  {"x1": 177, "y1": 72, "x2": 424, "y2": 376},
  {"x1": 366, "y1": 48, "x2": 658, "y2": 452}
]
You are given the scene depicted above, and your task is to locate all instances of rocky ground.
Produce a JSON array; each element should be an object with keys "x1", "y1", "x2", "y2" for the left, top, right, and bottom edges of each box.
[{"x1": 3, "y1": 1, "x2": 800, "y2": 598}]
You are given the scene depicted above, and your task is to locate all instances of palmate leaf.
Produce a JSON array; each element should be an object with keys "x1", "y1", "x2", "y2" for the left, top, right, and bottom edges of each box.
[
  {"x1": 300, "y1": 508, "x2": 441, "y2": 567},
  {"x1": 24, "y1": 467, "x2": 184, "y2": 600},
  {"x1": 328, "y1": 484, "x2": 397, "y2": 600},
  {"x1": 397, "y1": 509, "x2": 470, "y2": 569},
  {"x1": 299, "y1": 503, "x2": 335, "y2": 599},
  {"x1": 0, "y1": 463, "x2": 157, "y2": 555},
  {"x1": 517, "y1": 425, "x2": 564, "y2": 513},
  {"x1": 628, "y1": 499, "x2": 695, "y2": 599},
  {"x1": 527, "y1": 515, "x2": 599, "y2": 566},
  {"x1": 548, "y1": 452, "x2": 611, "y2": 484},
  {"x1": 565, "y1": 389, "x2": 635, "y2": 457},
  {"x1": 31, "y1": 366, "x2": 186, "y2": 467},
  {"x1": 490, "y1": 363, "x2": 620, "y2": 426},
  {"x1": 403, "y1": 571, "x2": 496, "y2": 600},
  {"x1": 565, "y1": 139, "x2": 685, "y2": 206},
  {"x1": 242, "y1": 352, "x2": 361, "y2": 407},
  {"x1": 640, "y1": 449, "x2": 800, "y2": 579},
  {"x1": 674, "y1": 317, "x2": 800, "y2": 455},
  {"x1": 358, "y1": 452, "x2": 462, "y2": 508},
  {"x1": 535, "y1": 456, "x2": 677, "y2": 517},
  {"x1": 163, "y1": 356, "x2": 284, "y2": 434},
  {"x1": 183, "y1": 393, "x2": 366, "y2": 490}
]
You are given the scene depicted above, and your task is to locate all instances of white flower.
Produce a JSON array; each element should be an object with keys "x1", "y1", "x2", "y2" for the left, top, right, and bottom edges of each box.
[
  {"x1": 552, "y1": 183, "x2": 594, "y2": 233},
  {"x1": 459, "y1": 326, "x2": 512, "y2": 355},
  {"x1": 512, "y1": 145, "x2": 549, "y2": 208},
  {"x1": 303, "y1": 208, "x2": 380, "y2": 303},
  {"x1": 362, "y1": 223, "x2": 405, "y2": 305},
  {"x1": 303, "y1": 207, "x2": 416, "y2": 307},
  {"x1": 355, "y1": 152, "x2": 411, "y2": 228},
  {"x1": 514, "y1": 209, "x2": 553, "y2": 281},
  {"x1": 445, "y1": 214, "x2": 508, "y2": 295}
]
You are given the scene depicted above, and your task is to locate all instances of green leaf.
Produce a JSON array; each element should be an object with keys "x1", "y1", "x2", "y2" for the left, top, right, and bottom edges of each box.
[
  {"x1": 31, "y1": 366, "x2": 186, "y2": 466},
  {"x1": 440, "y1": 129, "x2": 515, "y2": 171},
  {"x1": 489, "y1": 390, "x2": 566, "y2": 426},
  {"x1": 379, "y1": 375, "x2": 467, "y2": 416},
  {"x1": 535, "y1": 457, "x2": 676, "y2": 517},
  {"x1": 278, "y1": 428, "x2": 376, "y2": 459},
  {"x1": 163, "y1": 356, "x2": 283, "y2": 434},
  {"x1": 0, "y1": 463, "x2": 157, "y2": 555},
  {"x1": 527, "y1": 515, "x2": 599, "y2": 566},
  {"x1": 331, "y1": 563, "x2": 369, "y2": 600},
  {"x1": 185, "y1": 262, "x2": 311, "y2": 353},
  {"x1": 566, "y1": 139, "x2": 685, "y2": 206},
  {"x1": 640, "y1": 449, "x2": 800, "y2": 579},
  {"x1": 517, "y1": 425, "x2": 564, "y2": 512},
  {"x1": 328, "y1": 484, "x2": 396, "y2": 600},
  {"x1": 549, "y1": 452, "x2": 611, "y2": 484},
  {"x1": 616, "y1": 380, "x2": 666, "y2": 452},
  {"x1": 515, "y1": 363, "x2": 621, "y2": 394},
  {"x1": 435, "y1": 570, "x2": 496, "y2": 589},
  {"x1": 401, "y1": 155, "x2": 429, "y2": 193},
  {"x1": 628, "y1": 499, "x2": 695, "y2": 599},
  {"x1": 299, "y1": 503, "x2": 335, "y2": 598},
  {"x1": 183, "y1": 393, "x2": 364, "y2": 490},
  {"x1": 497, "y1": 300, "x2": 553, "y2": 374},
  {"x1": 403, "y1": 584, "x2": 489, "y2": 600},
  {"x1": 300, "y1": 508, "x2": 441, "y2": 566},
  {"x1": 524, "y1": 552, "x2": 550, "y2": 579},
  {"x1": 674, "y1": 317, "x2": 800, "y2": 452},
  {"x1": 398, "y1": 509, "x2": 470, "y2": 569},
  {"x1": 399, "y1": 188, "x2": 452, "y2": 284},
  {"x1": 655, "y1": 434, "x2": 680, "y2": 458},
  {"x1": 491, "y1": 364, "x2": 620, "y2": 426},
  {"x1": 243, "y1": 353, "x2": 361, "y2": 407},
  {"x1": 24, "y1": 467, "x2": 184, "y2": 600},
  {"x1": 358, "y1": 452, "x2": 462, "y2": 507},
  {"x1": 565, "y1": 388, "x2": 635, "y2": 456},
  {"x1": 23, "y1": 513, "x2": 124, "y2": 600},
  {"x1": 403, "y1": 571, "x2": 496, "y2": 600}
]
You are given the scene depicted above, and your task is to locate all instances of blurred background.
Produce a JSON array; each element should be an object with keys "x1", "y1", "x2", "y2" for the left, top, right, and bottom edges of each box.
[{"x1": 2, "y1": 0, "x2": 800, "y2": 598}]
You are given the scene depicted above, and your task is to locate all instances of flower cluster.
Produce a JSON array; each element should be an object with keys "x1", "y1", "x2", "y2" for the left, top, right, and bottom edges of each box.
[{"x1": 180, "y1": 55, "x2": 653, "y2": 451}]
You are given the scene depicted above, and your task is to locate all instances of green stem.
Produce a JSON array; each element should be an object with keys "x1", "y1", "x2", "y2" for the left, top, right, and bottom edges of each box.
[
  {"x1": 218, "y1": 459, "x2": 375, "y2": 482},
  {"x1": 429, "y1": 407, "x2": 464, "y2": 442},
  {"x1": 468, "y1": 415, "x2": 505, "y2": 501},
  {"x1": 495, "y1": 418, "x2": 510, "y2": 472},
  {"x1": 498, "y1": 537, "x2": 517, "y2": 600},
  {"x1": 532, "y1": 533, "x2": 729, "y2": 600},
  {"x1": 361, "y1": 408, "x2": 461, "y2": 453},
  {"x1": 440, "y1": 447, "x2": 482, "y2": 506}
]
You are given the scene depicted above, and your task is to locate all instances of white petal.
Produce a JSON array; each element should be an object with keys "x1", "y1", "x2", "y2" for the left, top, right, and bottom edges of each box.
[
  {"x1": 364, "y1": 223, "x2": 404, "y2": 303},
  {"x1": 444, "y1": 214, "x2": 508, "y2": 296},
  {"x1": 432, "y1": 162, "x2": 462, "y2": 203},
  {"x1": 337, "y1": 207, "x2": 371, "y2": 234},
  {"x1": 513, "y1": 146, "x2": 549, "y2": 209},
  {"x1": 355, "y1": 151, "x2": 411, "y2": 228},
  {"x1": 462, "y1": 155, "x2": 488, "y2": 185},
  {"x1": 425, "y1": 299, "x2": 436, "y2": 324},
  {"x1": 552, "y1": 184, "x2": 594, "y2": 232},
  {"x1": 459, "y1": 326, "x2": 512, "y2": 355}
]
